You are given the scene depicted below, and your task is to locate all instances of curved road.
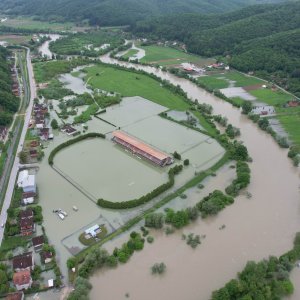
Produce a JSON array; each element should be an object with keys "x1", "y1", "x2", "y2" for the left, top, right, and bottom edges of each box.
[{"x1": 0, "y1": 48, "x2": 36, "y2": 244}]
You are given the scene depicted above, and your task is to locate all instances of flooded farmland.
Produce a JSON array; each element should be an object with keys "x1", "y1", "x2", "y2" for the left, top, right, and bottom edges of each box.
[
  {"x1": 86, "y1": 56, "x2": 300, "y2": 300},
  {"x1": 36, "y1": 94, "x2": 225, "y2": 278}
]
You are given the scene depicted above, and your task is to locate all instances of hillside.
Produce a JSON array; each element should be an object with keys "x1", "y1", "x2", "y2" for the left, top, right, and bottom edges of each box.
[
  {"x1": 0, "y1": 47, "x2": 19, "y2": 126},
  {"x1": 0, "y1": 0, "x2": 286, "y2": 26},
  {"x1": 132, "y1": 1, "x2": 300, "y2": 97}
]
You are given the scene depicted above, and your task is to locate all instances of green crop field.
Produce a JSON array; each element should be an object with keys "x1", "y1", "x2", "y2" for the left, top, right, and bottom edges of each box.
[
  {"x1": 277, "y1": 113, "x2": 300, "y2": 146},
  {"x1": 140, "y1": 45, "x2": 212, "y2": 66},
  {"x1": 122, "y1": 49, "x2": 139, "y2": 59},
  {"x1": 49, "y1": 30, "x2": 123, "y2": 56},
  {"x1": 0, "y1": 34, "x2": 32, "y2": 45},
  {"x1": 0, "y1": 16, "x2": 76, "y2": 31},
  {"x1": 33, "y1": 59, "x2": 89, "y2": 83},
  {"x1": 198, "y1": 71, "x2": 264, "y2": 90},
  {"x1": 249, "y1": 89, "x2": 293, "y2": 106},
  {"x1": 83, "y1": 64, "x2": 189, "y2": 110}
]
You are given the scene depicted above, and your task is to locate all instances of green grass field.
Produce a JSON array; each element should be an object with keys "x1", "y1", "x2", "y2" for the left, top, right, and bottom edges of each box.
[
  {"x1": 122, "y1": 49, "x2": 139, "y2": 59},
  {"x1": 277, "y1": 113, "x2": 300, "y2": 146},
  {"x1": 33, "y1": 59, "x2": 88, "y2": 83},
  {"x1": 198, "y1": 71, "x2": 263, "y2": 90},
  {"x1": 0, "y1": 16, "x2": 78, "y2": 31},
  {"x1": 84, "y1": 65, "x2": 189, "y2": 110},
  {"x1": 0, "y1": 34, "x2": 32, "y2": 45},
  {"x1": 249, "y1": 89, "x2": 293, "y2": 106},
  {"x1": 140, "y1": 45, "x2": 213, "y2": 66}
]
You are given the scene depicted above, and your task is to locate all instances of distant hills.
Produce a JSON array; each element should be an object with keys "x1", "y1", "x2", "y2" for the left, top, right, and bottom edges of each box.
[
  {"x1": 132, "y1": 1, "x2": 300, "y2": 97},
  {"x1": 0, "y1": 0, "x2": 286, "y2": 26}
]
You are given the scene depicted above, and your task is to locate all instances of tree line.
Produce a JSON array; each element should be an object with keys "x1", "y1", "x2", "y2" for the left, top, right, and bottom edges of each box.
[{"x1": 0, "y1": 46, "x2": 19, "y2": 126}]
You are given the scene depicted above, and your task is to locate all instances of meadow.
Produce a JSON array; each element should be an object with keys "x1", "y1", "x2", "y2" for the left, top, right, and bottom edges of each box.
[
  {"x1": 140, "y1": 45, "x2": 212, "y2": 66},
  {"x1": 83, "y1": 64, "x2": 189, "y2": 110}
]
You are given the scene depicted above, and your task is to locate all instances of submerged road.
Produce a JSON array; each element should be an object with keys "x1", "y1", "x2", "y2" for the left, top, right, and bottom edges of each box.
[{"x1": 0, "y1": 48, "x2": 36, "y2": 244}]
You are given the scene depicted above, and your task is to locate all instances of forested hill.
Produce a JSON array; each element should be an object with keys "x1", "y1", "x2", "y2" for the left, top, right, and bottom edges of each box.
[
  {"x1": 0, "y1": 47, "x2": 19, "y2": 126},
  {"x1": 132, "y1": 1, "x2": 300, "y2": 97},
  {"x1": 0, "y1": 0, "x2": 286, "y2": 26}
]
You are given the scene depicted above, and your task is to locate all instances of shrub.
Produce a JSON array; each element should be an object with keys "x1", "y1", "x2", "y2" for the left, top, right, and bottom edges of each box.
[
  {"x1": 183, "y1": 159, "x2": 190, "y2": 166},
  {"x1": 151, "y1": 262, "x2": 166, "y2": 275},
  {"x1": 147, "y1": 236, "x2": 154, "y2": 243}
]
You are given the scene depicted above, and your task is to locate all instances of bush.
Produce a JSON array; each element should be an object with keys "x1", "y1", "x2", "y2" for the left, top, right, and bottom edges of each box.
[
  {"x1": 151, "y1": 262, "x2": 166, "y2": 275},
  {"x1": 145, "y1": 213, "x2": 165, "y2": 229},
  {"x1": 147, "y1": 236, "x2": 154, "y2": 243},
  {"x1": 183, "y1": 159, "x2": 189, "y2": 166},
  {"x1": 173, "y1": 151, "x2": 181, "y2": 160},
  {"x1": 197, "y1": 190, "x2": 234, "y2": 218}
]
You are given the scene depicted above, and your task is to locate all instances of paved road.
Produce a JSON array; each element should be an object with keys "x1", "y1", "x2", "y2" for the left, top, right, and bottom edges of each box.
[{"x1": 0, "y1": 48, "x2": 36, "y2": 244}]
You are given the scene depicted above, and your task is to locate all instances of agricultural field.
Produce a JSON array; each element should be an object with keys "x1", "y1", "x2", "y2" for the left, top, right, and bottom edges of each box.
[
  {"x1": 33, "y1": 59, "x2": 89, "y2": 83},
  {"x1": 249, "y1": 88, "x2": 293, "y2": 106},
  {"x1": 140, "y1": 45, "x2": 213, "y2": 66},
  {"x1": 198, "y1": 70, "x2": 264, "y2": 90},
  {"x1": 0, "y1": 34, "x2": 32, "y2": 45},
  {"x1": 0, "y1": 16, "x2": 83, "y2": 31},
  {"x1": 275, "y1": 107, "x2": 300, "y2": 146},
  {"x1": 49, "y1": 30, "x2": 124, "y2": 56},
  {"x1": 122, "y1": 48, "x2": 139, "y2": 59},
  {"x1": 83, "y1": 64, "x2": 190, "y2": 110}
]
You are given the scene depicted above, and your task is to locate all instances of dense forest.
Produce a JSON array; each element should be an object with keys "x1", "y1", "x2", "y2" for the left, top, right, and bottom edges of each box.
[
  {"x1": 0, "y1": 0, "x2": 285, "y2": 26},
  {"x1": 132, "y1": 1, "x2": 300, "y2": 97},
  {"x1": 0, "y1": 47, "x2": 19, "y2": 126}
]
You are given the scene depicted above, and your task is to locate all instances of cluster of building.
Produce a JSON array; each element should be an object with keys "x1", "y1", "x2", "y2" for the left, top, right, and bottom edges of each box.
[
  {"x1": 251, "y1": 105, "x2": 275, "y2": 116},
  {"x1": 10, "y1": 235, "x2": 54, "y2": 292},
  {"x1": 30, "y1": 103, "x2": 53, "y2": 141},
  {"x1": 112, "y1": 131, "x2": 173, "y2": 167}
]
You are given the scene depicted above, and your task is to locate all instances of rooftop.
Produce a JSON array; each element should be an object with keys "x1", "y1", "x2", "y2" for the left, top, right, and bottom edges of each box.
[
  {"x1": 112, "y1": 131, "x2": 169, "y2": 161},
  {"x1": 6, "y1": 292, "x2": 24, "y2": 300},
  {"x1": 12, "y1": 252, "x2": 33, "y2": 270},
  {"x1": 13, "y1": 270, "x2": 31, "y2": 286},
  {"x1": 32, "y1": 235, "x2": 44, "y2": 247}
]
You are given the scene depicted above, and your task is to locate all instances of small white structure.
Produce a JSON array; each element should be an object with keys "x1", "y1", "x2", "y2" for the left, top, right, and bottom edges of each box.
[
  {"x1": 85, "y1": 224, "x2": 101, "y2": 238},
  {"x1": 23, "y1": 197, "x2": 34, "y2": 205},
  {"x1": 17, "y1": 170, "x2": 36, "y2": 193},
  {"x1": 48, "y1": 279, "x2": 54, "y2": 288}
]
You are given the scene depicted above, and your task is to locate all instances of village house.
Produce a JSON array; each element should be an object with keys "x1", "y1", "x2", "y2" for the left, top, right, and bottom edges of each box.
[
  {"x1": 287, "y1": 100, "x2": 300, "y2": 107},
  {"x1": 39, "y1": 128, "x2": 50, "y2": 140},
  {"x1": 41, "y1": 251, "x2": 54, "y2": 264},
  {"x1": 21, "y1": 192, "x2": 36, "y2": 206},
  {"x1": 6, "y1": 291, "x2": 24, "y2": 300},
  {"x1": 17, "y1": 170, "x2": 36, "y2": 193},
  {"x1": 32, "y1": 235, "x2": 44, "y2": 252},
  {"x1": 61, "y1": 124, "x2": 77, "y2": 136},
  {"x1": 13, "y1": 270, "x2": 32, "y2": 291},
  {"x1": 19, "y1": 209, "x2": 35, "y2": 236},
  {"x1": 12, "y1": 252, "x2": 34, "y2": 272}
]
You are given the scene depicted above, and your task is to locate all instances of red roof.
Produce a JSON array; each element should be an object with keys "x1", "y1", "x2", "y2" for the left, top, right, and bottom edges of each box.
[
  {"x1": 6, "y1": 292, "x2": 24, "y2": 300},
  {"x1": 112, "y1": 131, "x2": 169, "y2": 161},
  {"x1": 13, "y1": 270, "x2": 31, "y2": 285}
]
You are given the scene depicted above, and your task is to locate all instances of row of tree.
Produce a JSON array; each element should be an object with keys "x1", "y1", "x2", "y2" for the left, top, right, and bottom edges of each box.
[{"x1": 97, "y1": 164, "x2": 183, "y2": 209}]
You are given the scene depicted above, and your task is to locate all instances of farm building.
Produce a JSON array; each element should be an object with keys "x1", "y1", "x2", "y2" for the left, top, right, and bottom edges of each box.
[{"x1": 112, "y1": 131, "x2": 173, "y2": 167}]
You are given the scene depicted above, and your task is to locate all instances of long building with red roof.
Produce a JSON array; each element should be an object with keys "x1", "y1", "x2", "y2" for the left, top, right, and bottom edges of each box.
[{"x1": 112, "y1": 131, "x2": 173, "y2": 167}]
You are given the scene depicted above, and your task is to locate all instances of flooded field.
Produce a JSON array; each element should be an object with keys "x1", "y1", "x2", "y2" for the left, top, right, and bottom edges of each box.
[
  {"x1": 54, "y1": 138, "x2": 168, "y2": 201},
  {"x1": 36, "y1": 93, "x2": 224, "y2": 278}
]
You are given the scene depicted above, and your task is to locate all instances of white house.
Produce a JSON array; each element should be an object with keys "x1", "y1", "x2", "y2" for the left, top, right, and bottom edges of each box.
[
  {"x1": 17, "y1": 170, "x2": 36, "y2": 193},
  {"x1": 85, "y1": 224, "x2": 101, "y2": 238}
]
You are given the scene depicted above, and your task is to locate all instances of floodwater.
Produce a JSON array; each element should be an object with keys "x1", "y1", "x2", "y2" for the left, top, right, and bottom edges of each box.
[
  {"x1": 59, "y1": 72, "x2": 92, "y2": 95},
  {"x1": 38, "y1": 34, "x2": 61, "y2": 59},
  {"x1": 87, "y1": 56, "x2": 300, "y2": 300},
  {"x1": 36, "y1": 95, "x2": 224, "y2": 279}
]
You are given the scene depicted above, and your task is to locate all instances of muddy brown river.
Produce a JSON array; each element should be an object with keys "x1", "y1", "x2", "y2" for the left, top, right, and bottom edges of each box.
[{"x1": 87, "y1": 56, "x2": 300, "y2": 300}]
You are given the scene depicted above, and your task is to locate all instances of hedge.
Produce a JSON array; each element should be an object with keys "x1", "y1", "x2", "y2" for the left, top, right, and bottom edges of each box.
[
  {"x1": 97, "y1": 164, "x2": 183, "y2": 209},
  {"x1": 48, "y1": 132, "x2": 106, "y2": 165}
]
